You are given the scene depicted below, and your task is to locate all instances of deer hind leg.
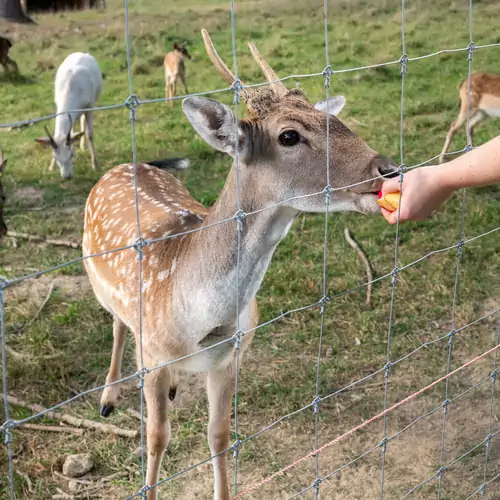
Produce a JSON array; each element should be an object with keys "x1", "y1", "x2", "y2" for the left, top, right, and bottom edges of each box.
[
  {"x1": 79, "y1": 114, "x2": 87, "y2": 150},
  {"x1": 144, "y1": 363, "x2": 171, "y2": 500},
  {"x1": 84, "y1": 111, "x2": 99, "y2": 171},
  {"x1": 179, "y1": 71, "x2": 189, "y2": 95},
  {"x1": 100, "y1": 316, "x2": 128, "y2": 417},
  {"x1": 467, "y1": 109, "x2": 487, "y2": 147}
]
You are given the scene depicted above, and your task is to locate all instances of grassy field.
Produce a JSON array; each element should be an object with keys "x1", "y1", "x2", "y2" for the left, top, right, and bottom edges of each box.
[{"x1": 1, "y1": 0, "x2": 500, "y2": 498}]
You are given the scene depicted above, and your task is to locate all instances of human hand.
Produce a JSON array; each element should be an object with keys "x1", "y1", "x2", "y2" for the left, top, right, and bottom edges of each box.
[{"x1": 380, "y1": 165, "x2": 455, "y2": 224}]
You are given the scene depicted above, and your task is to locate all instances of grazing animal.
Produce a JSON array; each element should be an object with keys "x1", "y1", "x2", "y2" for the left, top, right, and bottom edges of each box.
[
  {"x1": 82, "y1": 29, "x2": 398, "y2": 500},
  {"x1": 0, "y1": 145, "x2": 7, "y2": 238},
  {"x1": 34, "y1": 52, "x2": 103, "y2": 179},
  {"x1": 164, "y1": 41, "x2": 191, "y2": 108},
  {"x1": 0, "y1": 36, "x2": 18, "y2": 74},
  {"x1": 439, "y1": 72, "x2": 500, "y2": 163}
]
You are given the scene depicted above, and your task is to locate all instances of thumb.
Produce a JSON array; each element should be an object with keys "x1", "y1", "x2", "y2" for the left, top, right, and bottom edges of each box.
[{"x1": 381, "y1": 177, "x2": 401, "y2": 195}]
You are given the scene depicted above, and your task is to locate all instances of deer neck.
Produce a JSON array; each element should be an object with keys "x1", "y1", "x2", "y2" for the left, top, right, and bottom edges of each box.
[{"x1": 172, "y1": 164, "x2": 298, "y2": 335}]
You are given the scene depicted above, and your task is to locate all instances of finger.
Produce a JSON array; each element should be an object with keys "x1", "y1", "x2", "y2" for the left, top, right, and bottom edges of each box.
[
  {"x1": 380, "y1": 207, "x2": 397, "y2": 224},
  {"x1": 381, "y1": 177, "x2": 402, "y2": 195}
]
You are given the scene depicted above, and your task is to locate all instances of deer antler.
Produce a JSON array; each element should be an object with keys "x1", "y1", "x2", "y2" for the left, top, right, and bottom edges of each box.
[
  {"x1": 201, "y1": 29, "x2": 245, "y2": 87},
  {"x1": 44, "y1": 125, "x2": 58, "y2": 150},
  {"x1": 247, "y1": 42, "x2": 287, "y2": 96}
]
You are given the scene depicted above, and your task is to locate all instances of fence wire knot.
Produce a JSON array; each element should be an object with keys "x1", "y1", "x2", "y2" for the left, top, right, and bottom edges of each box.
[
  {"x1": 397, "y1": 164, "x2": 407, "y2": 176},
  {"x1": 467, "y1": 42, "x2": 475, "y2": 60},
  {"x1": 1, "y1": 420, "x2": 14, "y2": 444},
  {"x1": 399, "y1": 54, "x2": 408, "y2": 75},
  {"x1": 232, "y1": 439, "x2": 242, "y2": 458},
  {"x1": 134, "y1": 237, "x2": 147, "y2": 251},
  {"x1": 319, "y1": 295, "x2": 330, "y2": 315},
  {"x1": 447, "y1": 329, "x2": 456, "y2": 346},
  {"x1": 379, "y1": 437, "x2": 388, "y2": 452},
  {"x1": 322, "y1": 65, "x2": 333, "y2": 88},
  {"x1": 233, "y1": 330, "x2": 243, "y2": 350},
  {"x1": 313, "y1": 477, "x2": 323, "y2": 490},
  {"x1": 312, "y1": 396, "x2": 321, "y2": 414},
  {"x1": 442, "y1": 398, "x2": 451, "y2": 409},
  {"x1": 437, "y1": 465, "x2": 447, "y2": 477},
  {"x1": 324, "y1": 184, "x2": 333, "y2": 201},
  {"x1": 384, "y1": 362, "x2": 393, "y2": 379},
  {"x1": 138, "y1": 484, "x2": 151, "y2": 498},
  {"x1": 136, "y1": 367, "x2": 149, "y2": 389},
  {"x1": 234, "y1": 209, "x2": 246, "y2": 230},
  {"x1": 391, "y1": 266, "x2": 399, "y2": 285},
  {"x1": 125, "y1": 94, "x2": 140, "y2": 110},
  {"x1": 464, "y1": 143, "x2": 473, "y2": 153},
  {"x1": 491, "y1": 369, "x2": 497, "y2": 383},
  {"x1": 231, "y1": 79, "x2": 244, "y2": 103}
]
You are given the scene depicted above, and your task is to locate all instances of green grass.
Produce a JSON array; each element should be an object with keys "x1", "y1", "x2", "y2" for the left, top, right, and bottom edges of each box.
[{"x1": 1, "y1": 0, "x2": 500, "y2": 498}]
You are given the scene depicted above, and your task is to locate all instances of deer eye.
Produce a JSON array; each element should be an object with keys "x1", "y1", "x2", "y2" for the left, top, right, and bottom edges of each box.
[{"x1": 279, "y1": 130, "x2": 300, "y2": 147}]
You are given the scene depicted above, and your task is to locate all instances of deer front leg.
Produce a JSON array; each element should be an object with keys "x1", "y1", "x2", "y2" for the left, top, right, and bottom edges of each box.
[
  {"x1": 206, "y1": 361, "x2": 236, "y2": 500},
  {"x1": 144, "y1": 364, "x2": 171, "y2": 500},
  {"x1": 100, "y1": 316, "x2": 127, "y2": 417},
  {"x1": 84, "y1": 111, "x2": 99, "y2": 171},
  {"x1": 79, "y1": 114, "x2": 87, "y2": 150}
]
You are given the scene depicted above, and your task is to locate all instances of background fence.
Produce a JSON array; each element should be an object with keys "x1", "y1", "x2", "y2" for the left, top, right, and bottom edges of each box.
[{"x1": 1, "y1": 0, "x2": 499, "y2": 498}]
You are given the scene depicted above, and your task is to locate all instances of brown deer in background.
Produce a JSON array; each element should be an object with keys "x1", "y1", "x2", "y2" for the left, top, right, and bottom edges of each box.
[
  {"x1": 0, "y1": 145, "x2": 8, "y2": 238},
  {"x1": 0, "y1": 36, "x2": 19, "y2": 74},
  {"x1": 83, "y1": 28, "x2": 397, "y2": 499},
  {"x1": 164, "y1": 41, "x2": 191, "y2": 108},
  {"x1": 439, "y1": 72, "x2": 500, "y2": 163}
]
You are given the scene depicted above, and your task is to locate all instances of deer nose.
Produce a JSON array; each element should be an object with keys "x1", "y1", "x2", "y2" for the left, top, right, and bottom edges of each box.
[{"x1": 370, "y1": 154, "x2": 399, "y2": 179}]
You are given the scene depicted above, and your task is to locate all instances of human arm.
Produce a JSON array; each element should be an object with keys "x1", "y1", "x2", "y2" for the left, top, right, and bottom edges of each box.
[{"x1": 380, "y1": 135, "x2": 500, "y2": 224}]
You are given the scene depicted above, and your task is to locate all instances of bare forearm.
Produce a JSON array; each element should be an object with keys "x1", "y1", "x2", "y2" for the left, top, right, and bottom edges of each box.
[{"x1": 435, "y1": 136, "x2": 500, "y2": 190}]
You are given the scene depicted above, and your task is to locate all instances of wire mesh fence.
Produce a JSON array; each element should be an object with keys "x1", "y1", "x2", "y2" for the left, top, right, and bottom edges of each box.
[{"x1": 1, "y1": 0, "x2": 499, "y2": 498}]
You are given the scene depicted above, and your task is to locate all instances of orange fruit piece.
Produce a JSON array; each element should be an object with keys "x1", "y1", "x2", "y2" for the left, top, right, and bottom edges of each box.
[{"x1": 377, "y1": 192, "x2": 400, "y2": 212}]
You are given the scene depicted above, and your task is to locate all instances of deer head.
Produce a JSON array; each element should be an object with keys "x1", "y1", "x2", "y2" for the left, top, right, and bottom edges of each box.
[
  {"x1": 35, "y1": 114, "x2": 84, "y2": 179},
  {"x1": 173, "y1": 41, "x2": 192, "y2": 60},
  {"x1": 0, "y1": 145, "x2": 7, "y2": 238},
  {"x1": 182, "y1": 29, "x2": 398, "y2": 214}
]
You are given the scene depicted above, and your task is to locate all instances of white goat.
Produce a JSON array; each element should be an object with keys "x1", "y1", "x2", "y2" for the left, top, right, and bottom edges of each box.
[{"x1": 35, "y1": 52, "x2": 103, "y2": 179}]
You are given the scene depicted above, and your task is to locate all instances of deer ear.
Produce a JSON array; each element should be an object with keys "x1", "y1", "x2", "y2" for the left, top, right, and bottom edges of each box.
[
  {"x1": 182, "y1": 97, "x2": 243, "y2": 158},
  {"x1": 173, "y1": 43, "x2": 178, "y2": 50},
  {"x1": 34, "y1": 137, "x2": 53, "y2": 148},
  {"x1": 69, "y1": 131, "x2": 85, "y2": 144},
  {"x1": 314, "y1": 95, "x2": 346, "y2": 116}
]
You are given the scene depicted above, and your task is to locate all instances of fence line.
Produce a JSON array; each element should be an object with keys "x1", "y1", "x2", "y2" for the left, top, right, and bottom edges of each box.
[{"x1": 1, "y1": 0, "x2": 499, "y2": 499}]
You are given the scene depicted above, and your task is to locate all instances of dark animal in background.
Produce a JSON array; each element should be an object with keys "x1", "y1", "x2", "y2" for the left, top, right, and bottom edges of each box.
[{"x1": 0, "y1": 36, "x2": 19, "y2": 74}]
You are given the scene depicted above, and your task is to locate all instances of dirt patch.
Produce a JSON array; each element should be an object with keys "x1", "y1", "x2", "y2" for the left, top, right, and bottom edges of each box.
[
  {"x1": 12, "y1": 187, "x2": 45, "y2": 208},
  {"x1": 5, "y1": 274, "x2": 91, "y2": 310}
]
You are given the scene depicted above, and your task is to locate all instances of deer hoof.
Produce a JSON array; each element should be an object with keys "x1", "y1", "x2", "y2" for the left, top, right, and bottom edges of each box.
[{"x1": 100, "y1": 404, "x2": 115, "y2": 417}]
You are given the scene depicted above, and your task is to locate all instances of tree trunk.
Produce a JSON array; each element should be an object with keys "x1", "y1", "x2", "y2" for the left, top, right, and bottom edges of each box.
[{"x1": 0, "y1": 0, "x2": 34, "y2": 23}]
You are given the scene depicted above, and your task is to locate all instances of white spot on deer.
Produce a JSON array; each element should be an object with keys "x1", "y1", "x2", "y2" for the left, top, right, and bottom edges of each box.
[
  {"x1": 158, "y1": 270, "x2": 169, "y2": 281},
  {"x1": 170, "y1": 258, "x2": 177, "y2": 274}
]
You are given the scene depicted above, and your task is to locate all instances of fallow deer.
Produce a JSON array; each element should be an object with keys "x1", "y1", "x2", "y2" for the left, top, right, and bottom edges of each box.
[
  {"x1": 35, "y1": 52, "x2": 103, "y2": 179},
  {"x1": 0, "y1": 36, "x2": 18, "y2": 74},
  {"x1": 82, "y1": 29, "x2": 398, "y2": 500},
  {"x1": 0, "y1": 145, "x2": 7, "y2": 238},
  {"x1": 164, "y1": 42, "x2": 191, "y2": 109},
  {"x1": 439, "y1": 71, "x2": 500, "y2": 163}
]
